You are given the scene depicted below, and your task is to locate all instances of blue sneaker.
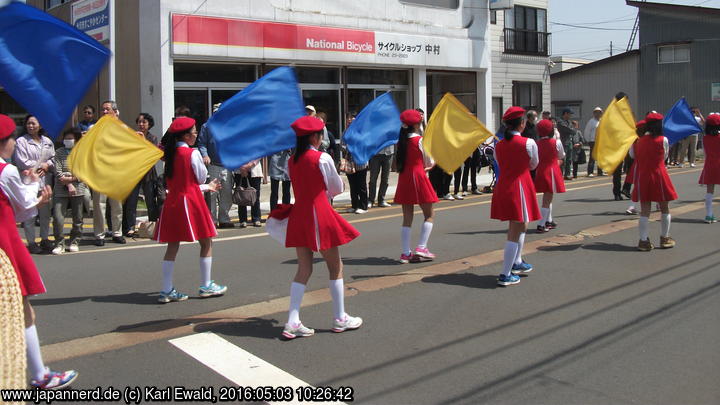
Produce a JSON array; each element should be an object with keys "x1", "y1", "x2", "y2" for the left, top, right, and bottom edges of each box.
[
  {"x1": 511, "y1": 261, "x2": 533, "y2": 274},
  {"x1": 199, "y1": 281, "x2": 227, "y2": 298},
  {"x1": 497, "y1": 274, "x2": 521, "y2": 286},
  {"x1": 31, "y1": 369, "x2": 78, "y2": 390},
  {"x1": 158, "y1": 288, "x2": 188, "y2": 303}
]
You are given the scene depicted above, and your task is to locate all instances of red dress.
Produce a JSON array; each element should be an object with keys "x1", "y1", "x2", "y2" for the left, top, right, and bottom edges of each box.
[
  {"x1": 394, "y1": 135, "x2": 438, "y2": 205},
  {"x1": 286, "y1": 149, "x2": 359, "y2": 251},
  {"x1": 0, "y1": 163, "x2": 46, "y2": 296},
  {"x1": 699, "y1": 135, "x2": 720, "y2": 185},
  {"x1": 154, "y1": 147, "x2": 217, "y2": 242},
  {"x1": 631, "y1": 136, "x2": 678, "y2": 202},
  {"x1": 491, "y1": 135, "x2": 541, "y2": 222},
  {"x1": 534, "y1": 137, "x2": 566, "y2": 193}
]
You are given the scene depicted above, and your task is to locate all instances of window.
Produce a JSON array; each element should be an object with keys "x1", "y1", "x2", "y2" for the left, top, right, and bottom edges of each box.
[
  {"x1": 491, "y1": 10, "x2": 497, "y2": 25},
  {"x1": 504, "y1": 6, "x2": 549, "y2": 55},
  {"x1": 658, "y1": 44, "x2": 690, "y2": 64},
  {"x1": 46, "y1": 0, "x2": 71, "y2": 9},
  {"x1": 399, "y1": 0, "x2": 459, "y2": 9},
  {"x1": 512, "y1": 82, "x2": 542, "y2": 112},
  {"x1": 347, "y1": 69, "x2": 409, "y2": 85},
  {"x1": 174, "y1": 63, "x2": 257, "y2": 83}
]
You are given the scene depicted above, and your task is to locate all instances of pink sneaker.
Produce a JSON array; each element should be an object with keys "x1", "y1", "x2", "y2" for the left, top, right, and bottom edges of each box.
[
  {"x1": 31, "y1": 370, "x2": 78, "y2": 390},
  {"x1": 414, "y1": 247, "x2": 436, "y2": 260},
  {"x1": 399, "y1": 253, "x2": 413, "y2": 264}
]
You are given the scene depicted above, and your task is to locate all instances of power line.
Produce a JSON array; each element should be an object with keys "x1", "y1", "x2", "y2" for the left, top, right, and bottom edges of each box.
[
  {"x1": 550, "y1": 17, "x2": 636, "y2": 26},
  {"x1": 551, "y1": 22, "x2": 633, "y2": 31}
]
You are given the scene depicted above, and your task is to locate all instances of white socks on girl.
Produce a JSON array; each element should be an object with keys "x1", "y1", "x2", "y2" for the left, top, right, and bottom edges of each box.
[
  {"x1": 288, "y1": 282, "x2": 305, "y2": 326},
  {"x1": 328, "y1": 279, "x2": 346, "y2": 320},
  {"x1": 502, "y1": 241, "x2": 519, "y2": 277},
  {"x1": 661, "y1": 214, "x2": 671, "y2": 237},
  {"x1": 200, "y1": 257, "x2": 212, "y2": 287},
  {"x1": 161, "y1": 260, "x2": 174, "y2": 293},
  {"x1": 706, "y1": 193, "x2": 714, "y2": 217},
  {"x1": 540, "y1": 207, "x2": 550, "y2": 227},
  {"x1": 514, "y1": 233, "x2": 526, "y2": 265},
  {"x1": 26, "y1": 325, "x2": 47, "y2": 381},
  {"x1": 401, "y1": 226, "x2": 412, "y2": 255},
  {"x1": 639, "y1": 216, "x2": 649, "y2": 241},
  {"x1": 547, "y1": 203, "x2": 553, "y2": 223},
  {"x1": 417, "y1": 221, "x2": 433, "y2": 249}
]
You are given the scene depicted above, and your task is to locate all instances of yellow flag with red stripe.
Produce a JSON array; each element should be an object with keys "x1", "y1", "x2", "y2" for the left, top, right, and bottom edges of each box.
[
  {"x1": 593, "y1": 97, "x2": 638, "y2": 174},
  {"x1": 423, "y1": 93, "x2": 494, "y2": 174},
  {"x1": 68, "y1": 116, "x2": 163, "y2": 201}
]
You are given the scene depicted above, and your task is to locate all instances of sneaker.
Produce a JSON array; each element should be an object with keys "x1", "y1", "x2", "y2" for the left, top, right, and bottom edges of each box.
[
  {"x1": 111, "y1": 235, "x2": 127, "y2": 244},
  {"x1": 399, "y1": 253, "x2": 413, "y2": 264},
  {"x1": 511, "y1": 261, "x2": 533, "y2": 274},
  {"x1": 545, "y1": 221, "x2": 557, "y2": 229},
  {"x1": 27, "y1": 243, "x2": 42, "y2": 254},
  {"x1": 704, "y1": 216, "x2": 717, "y2": 224},
  {"x1": 332, "y1": 314, "x2": 363, "y2": 333},
  {"x1": 282, "y1": 322, "x2": 315, "y2": 339},
  {"x1": 379, "y1": 201, "x2": 392, "y2": 207},
  {"x1": 94, "y1": 238, "x2": 105, "y2": 247},
  {"x1": 690, "y1": 163, "x2": 696, "y2": 167},
  {"x1": 239, "y1": 222, "x2": 248, "y2": 228},
  {"x1": 626, "y1": 207, "x2": 638, "y2": 215},
  {"x1": 659, "y1": 236, "x2": 676, "y2": 249},
  {"x1": 497, "y1": 274, "x2": 521, "y2": 286},
  {"x1": 30, "y1": 370, "x2": 78, "y2": 390},
  {"x1": 637, "y1": 239, "x2": 654, "y2": 252},
  {"x1": 354, "y1": 208, "x2": 367, "y2": 214},
  {"x1": 587, "y1": 173, "x2": 595, "y2": 177},
  {"x1": 453, "y1": 193, "x2": 464, "y2": 200},
  {"x1": 51, "y1": 244, "x2": 65, "y2": 255},
  {"x1": 345, "y1": 208, "x2": 356, "y2": 213},
  {"x1": 471, "y1": 189, "x2": 483, "y2": 195},
  {"x1": 252, "y1": 221, "x2": 262, "y2": 227},
  {"x1": 40, "y1": 239, "x2": 54, "y2": 252},
  {"x1": 462, "y1": 191, "x2": 468, "y2": 196},
  {"x1": 198, "y1": 281, "x2": 227, "y2": 298},
  {"x1": 443, "y1": 193, "x2": 455, "y2": 201},
  {"x1": 158, "y1": 288, "x2": 188, "y2": 303},
  {"x1": 368, "y1": 202, "x2": 374, "y2": 208},
  {"x1": 414, "y1": 246, "x2": 436, "y2": 260},
  {"x1": 536, "y1": 225, "x2": 549, "y2": 233},
  {"x1": 68, "y1": 242, "x2": 79, "y2": 253}
]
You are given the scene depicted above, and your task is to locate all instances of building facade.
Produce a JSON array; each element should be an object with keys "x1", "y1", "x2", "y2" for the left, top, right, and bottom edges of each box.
[{"x1": 24, "y1": 0, "x2": 495, "y2": 136}]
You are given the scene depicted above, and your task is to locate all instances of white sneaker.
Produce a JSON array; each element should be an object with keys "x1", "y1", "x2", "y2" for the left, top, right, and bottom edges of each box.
[
  {"x1": 690, "y1": 163, "x2": 696, "y2": 167},
  {"x1": 68, "y1": 242, "x2": 79, "y2": 253},
  {"x1": 354, "y1": 209, "x2": 367, "y2": 214},
  {"x1": 332, "y1": 314, "x2": 363, "y2": 333},
  {"x1": 443, "y1": 193, "x2": 455, "y2": 201},
  {"x1": 379, "y1": 201, "x2": 392, "y2": 207},
  {"x1": 345, "y1": 208, "x2": 355, "y2": 213},
  {"x1": 462, "y1": 191, "x2": 468, "y2": 196},
  {"x1": 368, "y1": 202, "x2": 373, "y2": 208},
  {"x1": 453, "y1": 193, "x2": 464, "y2": 200},
  {"x1": 282, "y1": 323, "x2": 315, "y2": 339},
  {"x1": 51, "y1": 244, "x2": 65, "y2": 255}
]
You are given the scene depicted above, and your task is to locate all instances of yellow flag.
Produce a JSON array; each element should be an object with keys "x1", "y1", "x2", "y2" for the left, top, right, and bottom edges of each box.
[
  {"x1": 424, "y1": 93, "x2": 494, "y2": 174},
  {"x1": 593, "y1": 97, "x2": 638, "y2": 175},
  {"x1": 68, "y1": 116, "x2": 163, "y2": 201}
]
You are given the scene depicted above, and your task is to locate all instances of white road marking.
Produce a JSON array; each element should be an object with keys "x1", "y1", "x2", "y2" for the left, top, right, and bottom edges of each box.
[{"x1": 169, "y1": 333, "x2": 345, "y2": 404}]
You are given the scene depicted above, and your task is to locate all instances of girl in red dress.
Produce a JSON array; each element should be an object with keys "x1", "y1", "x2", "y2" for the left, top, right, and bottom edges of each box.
[
  {"x1": 491, "y1": 107, "x2": 541, "y2": 286},
  {"x1": 630, "y1": 112, "x2": 678, "y2": 251},
  {"x1": 533, "y1": 119, "x2": 565, "y2": 233},
  {"x1": 394, "y1": 109, "x2": 439, "y2": 263},
  {"x1": 0, "y1": 114, "x2": 77, "y2": 389},
  {"x1": 274, "y1": 116, "x2": 362, "y2": 339},
  {"x1": 699, "y1": 113, "x2": 720, "y2": 223},
  {"x1": 154, "y1": 117, "x2": 226, "y2": 303}
]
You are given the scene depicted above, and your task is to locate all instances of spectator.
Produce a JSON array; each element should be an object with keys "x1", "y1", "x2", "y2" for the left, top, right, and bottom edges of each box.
[
  {"x1": 542, "y1": 111, "x2": 551, "y2": 120},
  {"x1": 677, "y1": 107, "x2": 704, "y2": 167},
  {"x1": 522, "y1": 110, "x2": 539, "y2": 141},
  {"x1": 174, "y1": 105, "x2": 191, "y2": 118},
  {"x1": 78, "y1": 105, "x2": 96, "y2": 133},
  {"x1": 344, "y1": 147, "x2": 369, "y2": 214},
  {"x1": 584, "y1": 107, "x2": 603, "y2": 177},
  {"x1": 235, "y1": 159, "x2": 263, "y2": 228},
  {"x1": 315, "y1": 112, "x2": 335, "y2": 153},
  {"x1": 570, "y1": 120, "x2": 586, "y2": 179},
  {"x1": 51, "y1": 128, "x2": 87, "y2": 254},
  {"x1": 197, "y1": 104, "x2": 234, "y2": 228},
  {"x1": 612, "y1": 92, "x2": 634, "y2": 200},
  {"x1": 305, "y1": 105, "x2": 316, "y2": 117},
  {"x1": 122, "y1": 113, "x2": 160, "y2": 236},
  {"x1": 368, "y1": 143, "x2": 394, "y2": 208},
  {"x1": 556, "y1": 108, "x2": 577, "y2": 180},
  {"x1": 268, "y1": 149, "x2": 292, "y2": 211},
  {"x1": 13, "y1": 115, "x2": 54, "y2": 254},
  {"x1": 93, "y1": 100, "x2": 125, "y2": 245}
]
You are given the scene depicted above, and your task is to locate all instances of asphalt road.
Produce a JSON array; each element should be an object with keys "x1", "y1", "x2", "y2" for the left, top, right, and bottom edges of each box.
[{"x1": 25, "y1": 165, "x2": 720, "y2": 404}]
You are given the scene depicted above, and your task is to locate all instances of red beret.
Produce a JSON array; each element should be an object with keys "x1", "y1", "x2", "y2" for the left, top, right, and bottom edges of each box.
[
  {"x1": 0, "y1": 114, "x2": 15, "y2": 140},
  {"x1": 645, "y1": 112, "x2": 664, "y2": 122},
  {"x1": 635, "y1": 120, "x2": 646, "y2": 129},
  {"x1": 400, "y1": 109, "x2": 422, "y2": 127},
  {"x1": 169, "y1": 116, "x2": 196, "y2": 133},
  {"x1": 706, "y1": 114, "x2": 720, "y2": 126},
  {"x1": 502, "y1": 106, "x2": 526, "y2": 122},
  {"x1": 291, "y1": 115, "x2": 325, "y2": 137},
  {"x1": 536, "y1": 119, "x2": 554, "y2": 138}
]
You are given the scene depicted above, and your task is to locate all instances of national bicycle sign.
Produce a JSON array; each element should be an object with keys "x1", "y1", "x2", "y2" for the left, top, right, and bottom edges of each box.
[{"x1": 72, "y1": 0, "x2": 110, "y2": 42}]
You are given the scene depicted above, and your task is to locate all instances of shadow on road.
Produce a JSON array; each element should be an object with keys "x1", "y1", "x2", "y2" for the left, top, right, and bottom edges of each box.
[
  {"x1": 421, "y1": 273, "x2": 497, "y2": 290},
  {"x1": 537, "y1": 243, "x2": 583, "y2": 252},
  {"x1": 582, "y1": 242, "x2": 638, "y2": 252},
  {"x1": 194, "y1": 317, "x2": 282, "y2": 340},
  {"x1": 31, "y1": 291, "x2": 160, "y2": 306},
  {"x1": 448, "y1": 230, "x2": 506, "y2": 235}
]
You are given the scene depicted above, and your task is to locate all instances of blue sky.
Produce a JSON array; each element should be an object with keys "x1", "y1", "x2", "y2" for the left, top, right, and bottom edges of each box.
[{"x1": 549, "y1": 0, "x2": 720, "y2": 60}]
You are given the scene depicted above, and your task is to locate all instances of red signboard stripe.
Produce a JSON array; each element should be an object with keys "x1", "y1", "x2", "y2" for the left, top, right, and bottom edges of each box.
[{"x1": 172, "y1": 14, "x2": 375, "y2": 53}]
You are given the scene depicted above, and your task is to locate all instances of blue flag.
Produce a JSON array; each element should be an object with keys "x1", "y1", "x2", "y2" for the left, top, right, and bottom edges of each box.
[
  {"x1": 664, "y1": 97, "x2": 702, "y2": 145},
  {"x1": 206, "y1": 66, "x2": 305, "y2": 170},
  {"x1": 343, "y1": 92, "x2": 401, "y2": 166},
  {"x1": 0, "y1": 1, "x2": 110, "y2": 138}
]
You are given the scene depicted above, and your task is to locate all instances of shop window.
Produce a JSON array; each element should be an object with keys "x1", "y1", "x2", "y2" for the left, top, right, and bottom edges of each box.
[
  {"x1": 658, "y1": 44, "x2": 690, "y2": 64},
  {"x1": 347, "y1": 69, "x2": 410, "y2": 85},
  {"x1": 264, "y1": 66, "x2": 340, "y2": 84},
  {"x1": 427, "y1": 71, "x2": 477, "y2": 117},
  {"x1": 491, "y1": 10, "x2": 497, "y2": 25},
  {"x1": 46, "y1": 0, "x2": 71, "y2": 9},
  {"x1": 399, "y1": 0, "x2": 459, "y2": 9},
  {"x1": 504, "y1": 6, "x2": 549, "y2": 56},
  {"x1": 0, "y1": 91, "x2": 27, "y2": 123},
  {"x1": 512, "y1": 81, "x2": 542, "y2": 112},
  {"x1": 174, "y1": 63, "x2": 257, "y2": 83}
]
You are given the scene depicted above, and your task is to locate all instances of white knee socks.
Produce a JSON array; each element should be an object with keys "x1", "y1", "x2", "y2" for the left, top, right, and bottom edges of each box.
[
  {"x1": 548, "y1": 203, "x2": 554, "y2": 223},
  {"x1": 514, "y1": 232, "x2": 526, "y2": 265},
  {"x1": 661, "y1": 214, "x2": 671, "y2": 237},
  {"x1": 200, "y1": 257, "x2": 212, "y2": 287},
  {"x1": 706, "y1": 193, "x2": 714, "y2": 217},
  {"x1": 26, "y1": 325, "x2": 47, "y2": 381},
  {"x1": 288, "y1": 282, "x2": 306, "y2": 326},
  {"x1": 162, "y1": 260, "x2": 174, "y2": 293},
  {"x1": 540, "y1": 207, "x2": 550, "y2": 227},
  {"x1": 639, "y1": 216, "x2": 649, "y2": 241},
  {"x1": 417, "y1": 221, "x2": 433, "y2": 249},
  {"x1": 502, "y1": 241, "x2": 519, "y2": 277},
  {"x1": 401, "y1": 226, "x2": 412, "y2": 255},
  {"x1": 329, "y1": 279, "x2": 346, "y2": 320}
]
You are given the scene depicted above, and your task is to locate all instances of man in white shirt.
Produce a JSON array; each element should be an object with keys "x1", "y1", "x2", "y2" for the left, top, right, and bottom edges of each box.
[{"x1": 584, "y1": 107, "x2": 604, "y2": 177}]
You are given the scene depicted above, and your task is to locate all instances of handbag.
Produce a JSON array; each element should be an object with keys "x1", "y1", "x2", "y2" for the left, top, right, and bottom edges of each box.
[
  {"x1": 137, "y1": 221, "x2": 156, "y2": 239},
  {"x1": 339, "y1": 157, "x2": 356, "y2": 174},
  {"x1": 232, "y1": 176, "x2": 257, "y2": 206},
  {"x1": 575, "y1": 148, "x2": 587, "y2": 165}
]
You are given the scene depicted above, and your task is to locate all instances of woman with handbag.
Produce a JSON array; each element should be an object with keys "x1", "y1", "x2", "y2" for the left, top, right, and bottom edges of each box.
[
  {"x1": 234, "y1": 159, "x2": 263, "y2": 227},
  {"x1": 268, "y1": 115, "x2": 362, "y2": 340},
  {"x1": 533, "y1": 119, "x2": 566, "y2": 233},
  {"x1": 153, "y1": 117, "x2": 226, "y2": 303},
  {"x1": 570, "y1": 120, "x2": 586, "y2": 179},
  {"x1": 393, "y1": 109, "x2": 438, "y2": 264}
]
